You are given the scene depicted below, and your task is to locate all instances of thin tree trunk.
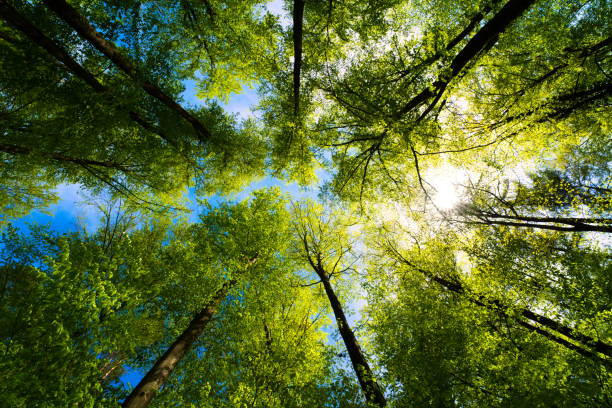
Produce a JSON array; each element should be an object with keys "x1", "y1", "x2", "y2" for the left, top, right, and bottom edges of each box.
[
  {"x1": 468, "y1": 218, "x2": 612, "y2": 234},
  {"x1": 447, "y1": 0, "x2": 535, "y2": 77},
  {"x1": 0, "y1": 142, "x2": 133, "y2": 172},
  {"x1": 319, "y1": 271, "x2": 386, "y2": 407},
  {"x1": 0, "y1": 0, "x2": 103, "y2": 92},
  {"x1": 40, "y1": 0, "x2": 213, "y2": 143},
  {"x1": 515, "y1": 318, "x2": 612, "y2": 369},
  {"x1": 464, "y1": 210, "x2": 612, "y2": 233},
  {"x1": 122, "y1": 257, "x2": 257, "y2": 408},
  {"x1": 292, "y1": 0, "x2": 305, "y2": 116}
]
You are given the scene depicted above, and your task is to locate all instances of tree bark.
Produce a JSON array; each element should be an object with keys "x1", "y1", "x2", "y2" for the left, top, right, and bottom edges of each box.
[
  {"x1": 292, "y1": 0, "x2": 305, "y2": 116},
  {"x1": 0, "y1": 0, "x2": 103, "y2": 92},
  {"x1": 122, "y1": 257, "x2": 257, "y2": 408},
  {"x1": 0, "y1": 142, "x2": 132, "y2": 172},
  {"x1": 319, "y1": 271, "x2": 387, "y2": 407},
  {"x1": 40, "y1": 0, "x2": 213, "y2": 143},
  {"x1": 467, "y1": 218, "x2": 612, "y2": 234},
  {"x1": 396, "y1": 0, "x2": 536, "y2": 117},
  {"x1": 447, "y1": 0, "x2": 535, "y2": 77}
]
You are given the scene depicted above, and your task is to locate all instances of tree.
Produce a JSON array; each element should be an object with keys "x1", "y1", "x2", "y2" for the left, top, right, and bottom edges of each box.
[
  {"x1": 456, "y1": 138, "x2": 612, "y2": 233},
  {"x1": 365, "y1": 232, "x2": 612, "y2": 407},
  {"x1": 0, "y1": 0, "x2": 275, "y2": 218},
  {"x1": 123, "y1": 189, "x2": 294, "y2": 407},
  {"x1": 0, "y1": 205, "x2": 176, "y2": 406},
  {"x1": 292, "y1": 202, "x2": 386, "y2": 407}
]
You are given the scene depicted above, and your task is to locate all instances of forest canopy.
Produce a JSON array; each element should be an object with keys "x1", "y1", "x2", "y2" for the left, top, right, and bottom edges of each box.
[{"x1": 0, "y1": 0, "x2": 610, "y2": 406}]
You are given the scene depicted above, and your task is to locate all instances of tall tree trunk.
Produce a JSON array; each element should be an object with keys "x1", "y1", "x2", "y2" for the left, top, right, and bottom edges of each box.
[
  {"x1": 40, "y1": 0, "x2": 213, "y2": 143},
  {"x1": 122, "y1": 257, "x2": 258, "y2": 408},
  {"x1": 0, "y1": 142, "x2": 132, "y2": 171},
  {"x1": 465, "y1": 212, "x2": 612, "y2": 233},
  {"x1": 292, "y1": 0, "x2": 305, "y2": 116},
  {"x1": 0, "y1": 0, "x2": 103, "y2": 92},
  {"x1": 319, "y1": 271, "x2": 387, "y2": 407}
]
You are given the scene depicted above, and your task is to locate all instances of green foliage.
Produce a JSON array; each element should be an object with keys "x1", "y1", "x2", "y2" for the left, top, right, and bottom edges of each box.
[
  {"x1": 365, "y1": 239, "x2": 612, "y2": 407},
  {"x1": 1, "y1": 0, "x2": 611, "y2": 407}
]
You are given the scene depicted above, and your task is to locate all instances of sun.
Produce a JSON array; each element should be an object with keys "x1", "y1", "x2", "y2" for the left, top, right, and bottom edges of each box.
[{"x1": 426, "y1": 165, "x2": 466, "y2": 211}]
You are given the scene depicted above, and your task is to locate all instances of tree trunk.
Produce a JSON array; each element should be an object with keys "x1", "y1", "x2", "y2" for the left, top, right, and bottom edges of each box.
[
  {"x1": 320, "y1": 271, "x2": 387, "y2": 407},
  {"x1": 40, "y1": 0, "x2": 212, "y2": 142},
  {"x1": 122, "y1": 257, "x2": 257, "y2": 408},
  {"x1": 292, "y1": 0, "x2": 305, "y2": 116},
  {"x1": 0, "y1": 142, "x2": 132, "y2": 171},
  {"x1": 397, "y1": 0, "x2": 536, "y2": 117},
  {"x1": 0, "y1": 0, "x2": 103, "y2": 91},
  {"x1": 448, "y1": 0, "x2": 535, "y2": 77},
  {"x1": 466, "y1": 212, "x2": 612, "y2": 233},
  {"x1": 121, "y1": 281, "x2": 233, "y2": 408}
]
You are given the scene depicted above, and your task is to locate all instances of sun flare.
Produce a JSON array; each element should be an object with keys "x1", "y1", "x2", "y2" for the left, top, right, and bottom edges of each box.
[{"x1": 426, "y1": 165, "x2": 466, "y2": 211}]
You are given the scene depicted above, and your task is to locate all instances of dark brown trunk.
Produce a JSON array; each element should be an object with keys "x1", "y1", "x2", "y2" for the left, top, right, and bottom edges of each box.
[
  {"x1": 292, "y1": 0, "x2": 305, "y2": 116},
  {"x1": 515, "y1": 319, "x2": 612, "y2": 369},
  {"x1": 389, "y1": 249, "x2": 612, "y2": 362},
  {"x1": 122, "y1": 256, "x2": 257, "y2": 408},
  {"x1": 41, "y1": 0, "x2": 212, "y2": 143},
  {"x1": 122, "y1": 281, "x2": 232, "y2": 408},
  {"x1": 122, "y1": 281, "x2": 233, "y2": 408},
  {"x1": 471, "y1": 212, "x2": 612, "y2": 227},
  {"x1": 0, "y1": 0, "x2": 104, "y2": 92},
  {"x1": 0, "y1": 142, "x2": 132, "y2": 171},
  {"x1": 320, "y1": 272, "x2": 386, "y2": 407},
  {"x1": 448, "y1": 0, "x2": 535, "y2": 77},
  {"x1": 468, "y1": 218, "x2": 612, "y2": 234}
]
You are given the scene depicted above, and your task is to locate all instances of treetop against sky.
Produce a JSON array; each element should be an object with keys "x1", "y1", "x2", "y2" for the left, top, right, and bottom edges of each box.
[{"x1": 0, "y1": 0, "x2": 610, "y2": 407}]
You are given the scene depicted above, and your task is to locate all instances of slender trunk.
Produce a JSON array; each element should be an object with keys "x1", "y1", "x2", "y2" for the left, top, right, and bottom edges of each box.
[
  {"x1": 397, "y1": 0, "x2": 536, "y2": 117},
  {"x1": 416, "y1": 0, "x2": 503, "y2": 70},
  {"x1": 122, "y1": 281, "x2": 234, "y2": 408},
  {"x1": 515, "y1": 319, "x2": 612, "y2": 369},
  {"x1": 488, "y1": 81, "x2": 612, "y2": 129},
  {"x1": 468, "y1": 218, "x2": 612, "y2": 234},
  {"x1": 448, "y1": 0, "x2": 535, "y2": 77},
  {"x1": 0, "y1": 142, "x2": 132, "y2": 171},
  {"x1": 122, "y1": 257, "x2": 258, "y2": 408},
  {"x1": 320, "y1": 271, "x2": 386, "y2": 407},
  {"x1": 40, "y1": 0, "x2": 212, "y2": 142},
  {"x1": 473, "y1": 212, "x2": 612, "y2": 227},
  {"x1": 292, "y1": 0, "x2": 305, "y2": 116},
  {"x1": 389, "y1": 249, "x2": 612, "y2": 361},
  {"x1": 0, "y1": 0, "x2": 103, "y2": 92},
  {"x1": 0, "y1": 2, "x2": 180, "y2": 153}
]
